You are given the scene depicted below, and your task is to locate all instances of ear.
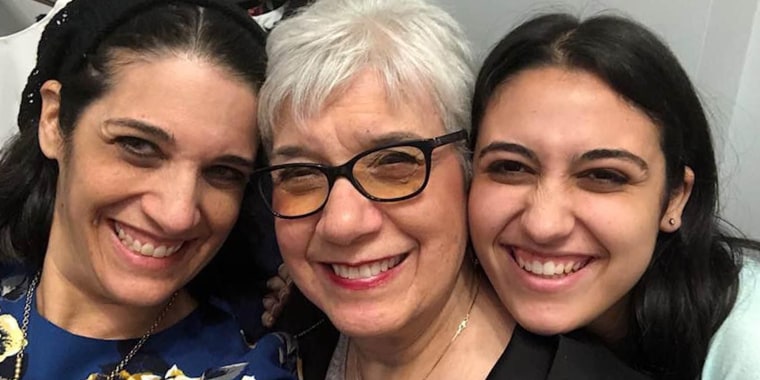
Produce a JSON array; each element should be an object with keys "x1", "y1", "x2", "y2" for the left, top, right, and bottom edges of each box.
[
  {"x1": 38, "y1": 80, "x2": 64, "y2": 160},
  {"x1": 659, "y1": 166, "x2": 695, "y2": 232}
]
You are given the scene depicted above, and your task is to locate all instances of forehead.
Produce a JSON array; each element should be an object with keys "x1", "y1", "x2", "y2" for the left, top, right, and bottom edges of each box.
[
  {"x1": 480, "y1": 67, "x2": 661, "y2": 154},
  {"x1": 86, "y1": 57, "x2": 259, "y2": 154},
  {"x1": 271, "y1": 70, "x2": 442, "y2": 161}
]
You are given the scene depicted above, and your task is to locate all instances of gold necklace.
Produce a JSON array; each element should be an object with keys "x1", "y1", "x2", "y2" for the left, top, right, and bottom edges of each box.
[
  {"x1": 14, "y1": 271, "x2": 178, "y2": 380},
  {"x1": 351, "y1": 280, "x2": 480, "y2": 380}
]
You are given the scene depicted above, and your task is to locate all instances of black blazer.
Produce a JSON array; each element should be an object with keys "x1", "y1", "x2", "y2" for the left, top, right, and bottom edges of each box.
[
  {"x1": 278, "y1": 289, "x2": 651, "y2": 380},
  {"x1": 489, "y1": 325, "x2": 651, "y2": 379}
]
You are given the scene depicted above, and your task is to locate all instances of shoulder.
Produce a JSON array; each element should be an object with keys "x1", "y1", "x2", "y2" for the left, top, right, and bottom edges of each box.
[
  {"x1": 548, "y1": 333, "x2": 651, "y2": 380},
  {"x1": 244, "y1": 332, "x2": 299, "y2": 379},
  {"x1": 0, "y1": 266, "x2": 34, "y2": 305},
  {"x1": 488, "y1": 326, "x2": 651, "y2": 380},
  {"x1": 703, "y1": 258, "x2": 760, "y2": 379},
  {"x1": 274, "y1": 287, "x2": 340, "y2": 380},
  {"x1": 155, "y1": 302, "x2": 298, "y2": 379}
]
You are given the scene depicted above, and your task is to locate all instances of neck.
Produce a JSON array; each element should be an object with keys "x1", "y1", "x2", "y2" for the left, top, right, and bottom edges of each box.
[
  {"x1": 34, "y1": 263, "x2": 196, "y2": 339},
  {"x1": 348, "y1": 267, "x2": 514, "y2": 379}
]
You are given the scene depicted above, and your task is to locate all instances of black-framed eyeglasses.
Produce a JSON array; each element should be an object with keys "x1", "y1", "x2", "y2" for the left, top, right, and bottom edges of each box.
[{"x1": 251, "y1": 130, "x2": 467, "y2": 219}]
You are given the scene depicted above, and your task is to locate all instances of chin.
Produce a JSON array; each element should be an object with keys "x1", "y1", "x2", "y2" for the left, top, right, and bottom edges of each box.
[
  {"x1": 327, "y1": 308, "x2": 403, "y2": 339},
  {"x1": 522, "y1": 320, "x2": 575, "y2": 336},
  {"x1": 514, "y1": 307, "x2": 581, "y2": 336},
  {"x1": 107, "y1": 281, "x2": 180, "y2": 307}
]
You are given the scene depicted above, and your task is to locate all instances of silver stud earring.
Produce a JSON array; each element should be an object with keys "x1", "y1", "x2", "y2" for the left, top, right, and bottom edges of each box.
[{"x1": 668, "y1": 218, "x2": 676, "y2": 226}]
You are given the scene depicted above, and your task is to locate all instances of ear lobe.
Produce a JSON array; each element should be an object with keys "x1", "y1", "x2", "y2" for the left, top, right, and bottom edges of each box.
[
  {"x1": 660, "y1": 166, "x2": 695, "y2": 232},
  {"x1": 38, "y1": 80, "x2": 64, "y2": 160}
]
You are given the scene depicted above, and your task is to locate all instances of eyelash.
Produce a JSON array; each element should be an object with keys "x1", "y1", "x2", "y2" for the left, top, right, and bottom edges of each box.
[
  {"x1": 115, "y1": 136, "x2": 163, "y2": 159},
  {"x1": 482, "y1": 159, "x2": 631, "y2": 189},
  {"x1": 115, "y1": 136, "x2": 247, "y2": 188},
  {"x1": 578, "y1": 168, "x2": 630, "y2": 185},
  {"x1": 484, "y1": 159, "x2": 535, "y2": 176},
  {"x1": 204, "y1": 166, "x2": 248, "y2": 188}
]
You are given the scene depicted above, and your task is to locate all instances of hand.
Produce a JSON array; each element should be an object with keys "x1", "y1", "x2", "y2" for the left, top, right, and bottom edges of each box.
[{"x1": 262, "y1": 264, "x2": 292, "y2": 328}]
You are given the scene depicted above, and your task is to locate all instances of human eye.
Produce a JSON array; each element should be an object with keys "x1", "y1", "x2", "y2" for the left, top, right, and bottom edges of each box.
[
  {"x1": 115, "y1": 136, "x2": 163, "y2": 160},
  {"x1": 362, "y1": 148, "x2": 424, "y2": 182},
  {"x1": 376, "y1": 150, "x2": 422, "y2": 165},
  {"x1": 273, "y1": 167, "x2": 325, "y2": 194},
  {"x1": 577, "y1": 168, "x2": 630, "y2": 191},
  {"x1": 204, "y1": 165, "x2": 248, "y2": 188},
  {"x1": 483, "y1": 159, "x2": 535, "y2": 184}
]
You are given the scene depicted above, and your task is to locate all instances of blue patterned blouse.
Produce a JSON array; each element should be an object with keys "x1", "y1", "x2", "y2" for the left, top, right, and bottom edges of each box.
[{"x1": 0, "y1": 271, "x2": 297, "y2": 380}]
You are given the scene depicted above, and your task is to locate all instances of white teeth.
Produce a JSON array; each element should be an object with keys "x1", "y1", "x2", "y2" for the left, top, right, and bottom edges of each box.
[
  {"x1": 332, "y1": 255, "x2": 403, "y2": 280},
  {"x1": 532, "y1": 260, "x2": 543, "y2": 275},
  {"x1": 543, "y1": 261, "x2": 555, "y2": 275},
  {"x1": 516, "y1": 256, "x2": 586, "y2": 277},
  {"x1": 140, "y1": 243, "x2": 154, "y2": 255},
  {"x1": 114, "y1": 223, "x2": 183, "y2": 258}
]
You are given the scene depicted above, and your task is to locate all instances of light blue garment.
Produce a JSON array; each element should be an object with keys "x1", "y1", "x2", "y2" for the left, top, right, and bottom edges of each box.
[{"x1": 702, "y1": 257, "x2": 760, "y2": 379}]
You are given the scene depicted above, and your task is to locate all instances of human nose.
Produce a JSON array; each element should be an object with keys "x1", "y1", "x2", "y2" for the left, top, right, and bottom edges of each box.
[
  {"x1": 314, "y1": 178, "x2": 383, "y2": 246},
  {"x1": 142, "y1": 169, "x2": 202, "y2": 234},
  {"x1": 519, "y1": 180, "x2": 575, "y2": 245}
]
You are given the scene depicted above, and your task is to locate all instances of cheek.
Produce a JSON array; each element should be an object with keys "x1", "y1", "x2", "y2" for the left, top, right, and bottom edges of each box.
[
  {"x1": 418, "y1": 195, "x2": 468, "y2": 256},
  {"x1": 583, "y1": 195, "x2": 662, "y2": 248},
  {"x1": 275, "y1": 220, "x2": 319, "y2": 293},
  {"x1": 579, "y1": 197, "x2": 662, "y2": 284},
  {"x1": 61, "y1": 164, "x2": 124, "y2": 216},
  {"x1": 391, "y1": 166, "x2": 469, "y2": 253},
  {"x1": 275, "y1": 220, "x2": 313, "y2": 263},
  {"x1": 468, "y1": 180, "x2": 516, "y2": 243},
  {"x1": 202, "y1": 191, "x2": 244, "y2": 237}
]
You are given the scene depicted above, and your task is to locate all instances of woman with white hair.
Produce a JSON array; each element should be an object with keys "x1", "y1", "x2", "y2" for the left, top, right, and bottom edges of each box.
[{"x1": 253, "y1": 0, "x2": 650, "y2": 379}]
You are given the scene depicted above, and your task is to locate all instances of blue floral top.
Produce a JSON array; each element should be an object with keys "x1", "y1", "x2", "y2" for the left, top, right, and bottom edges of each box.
[{"x1": 0, "y1": 271, "x2": 297, "y2": 380}]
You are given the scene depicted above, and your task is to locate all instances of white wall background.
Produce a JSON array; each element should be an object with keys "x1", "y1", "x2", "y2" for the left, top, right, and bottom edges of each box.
[
  {"x1": 436, "y1": 0, "x2": 760, "y2": 239},
  {"x1": 1, "y1": 0, "x2": 758, "y2": 238},
  {"x1": 0, "y1": 0, "x2": 50, "y2": 36},
  {"x1": 0, "y1": 0, "x2": 57, "y2": 143}
]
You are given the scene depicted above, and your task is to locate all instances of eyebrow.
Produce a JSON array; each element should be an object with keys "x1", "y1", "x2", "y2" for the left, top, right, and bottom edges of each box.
[
  {"x1": 271, "y1": 131, "x2": 424, "y2": 160},
  {"x1": 478, "y1": 142, "x2": 649, "y2": 171},
  {"x1": 105, "y1": 118, "x2": 174, "y2": 143},
  {"x1": 478, "y1": 142, "x2": 538, "y2": 161},
  {"x1": 580, "y1": 149, "x2": 649, "y2": 171},
  {"x1": 217, "y1": 155, "x2": 256, "y2": 170}
]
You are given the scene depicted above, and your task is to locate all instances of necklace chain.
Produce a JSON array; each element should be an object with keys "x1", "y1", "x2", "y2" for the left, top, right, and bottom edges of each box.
[
  {"x1": 351, "y1": 279, "x2": 480, "y2": 380},
  {"x1": 14, "y1": 271, "x2": 178, "y2": 380}
]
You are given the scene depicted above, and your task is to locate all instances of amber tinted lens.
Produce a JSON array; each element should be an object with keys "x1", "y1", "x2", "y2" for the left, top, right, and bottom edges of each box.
[
  {"x1": 269, "y1": 166, "x2": 329, "y2": 217},
  {"x1": 354, "y1": 145, "x2": 426, "y2": 199}
]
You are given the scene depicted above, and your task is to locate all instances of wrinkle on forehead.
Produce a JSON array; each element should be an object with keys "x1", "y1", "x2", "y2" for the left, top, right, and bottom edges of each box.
[
  {"x1": 270, "y1": 70, "x2": 441, "y2": 163},
  {"x1": 273, "y1": 69, "x2": 437, "y2": 137}
]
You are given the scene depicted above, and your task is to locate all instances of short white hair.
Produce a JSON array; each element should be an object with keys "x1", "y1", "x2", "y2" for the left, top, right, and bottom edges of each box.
[{"x1": 258, "y1": 0, "x2": 474, "y2": 155}]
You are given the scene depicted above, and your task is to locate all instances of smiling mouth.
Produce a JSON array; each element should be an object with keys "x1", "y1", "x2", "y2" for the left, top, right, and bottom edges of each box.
[
  {"x1": 510, "y1": 248, "x2": 592, "y2": 278},
  {"x1": 330, "y1": 254, "x2": 407, "y2": 280},
  {"x1": 114, "y1": 223, "x2": 184, "y2": 258}
]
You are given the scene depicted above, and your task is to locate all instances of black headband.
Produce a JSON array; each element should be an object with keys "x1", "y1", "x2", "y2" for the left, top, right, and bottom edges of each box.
[{"x1": 17, "y1": 0, "x2": 268, "y2": 132}]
